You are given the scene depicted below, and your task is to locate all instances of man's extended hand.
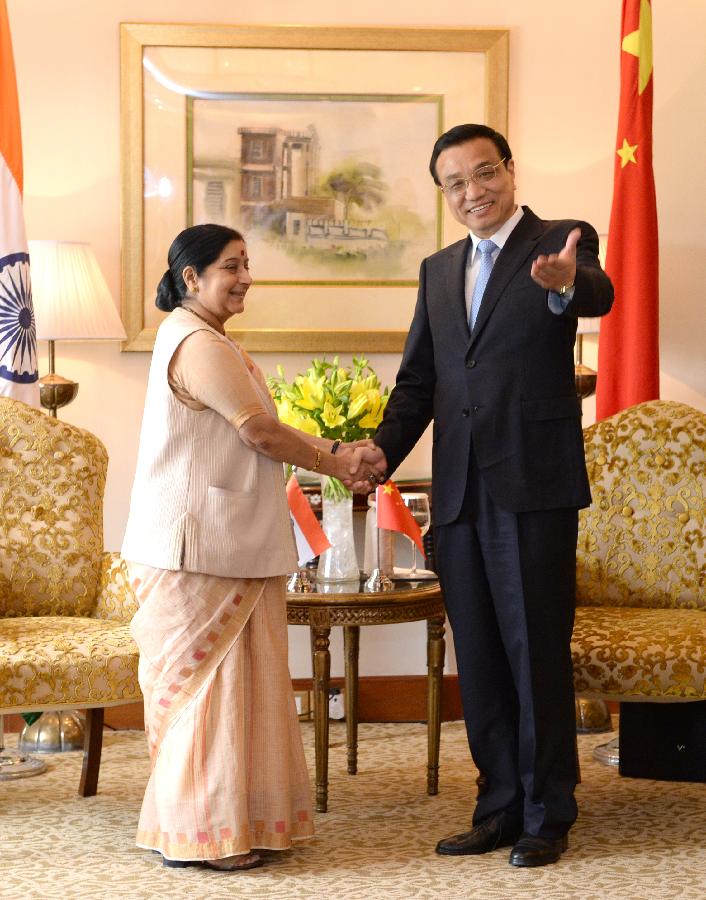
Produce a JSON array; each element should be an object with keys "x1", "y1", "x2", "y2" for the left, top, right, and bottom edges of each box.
[
  {"x1": 345, "y1": 441, "x2": 388, "y2": 494},
  {"x1": 530, "y1": 226, "x2": 581, "y2": 292}
]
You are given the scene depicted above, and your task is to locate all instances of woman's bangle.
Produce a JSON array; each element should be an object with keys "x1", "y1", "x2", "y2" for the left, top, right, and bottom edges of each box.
[
  {"x1": 330, "y1": 439, "x2": 342, "y2": 455},
  {"x1": 312, "y1": 447, "x2": 322, "y2": 472}
]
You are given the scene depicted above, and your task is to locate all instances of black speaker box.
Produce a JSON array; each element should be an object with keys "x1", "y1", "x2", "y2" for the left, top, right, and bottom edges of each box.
[{"x1": 618, "y1": 700, "x2": 706, "y2": 782}]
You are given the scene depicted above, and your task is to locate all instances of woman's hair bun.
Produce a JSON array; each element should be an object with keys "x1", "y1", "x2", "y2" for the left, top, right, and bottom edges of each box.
[{"x1": 155, "y1": 268, "x2": 180, "y2": 311}]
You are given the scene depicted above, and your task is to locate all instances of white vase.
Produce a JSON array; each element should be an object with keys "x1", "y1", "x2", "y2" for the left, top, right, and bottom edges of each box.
[{"x1": 317, "y1": 477, "x2": 359, "y2": 583}]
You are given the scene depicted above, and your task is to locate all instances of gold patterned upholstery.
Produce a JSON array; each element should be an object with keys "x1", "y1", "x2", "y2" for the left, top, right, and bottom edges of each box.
[
  {"x1": 0, "y1": 398, "x2": 140, "y2": 794},
  {"x1": 0, "y1": 398, "x2": 109, "y2": 618},
  {"x1": 572, "y1": 400, "x2": 706, "y2": 702}
]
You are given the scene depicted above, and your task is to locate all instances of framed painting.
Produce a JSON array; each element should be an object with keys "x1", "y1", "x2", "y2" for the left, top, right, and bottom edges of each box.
[{"x1": 120, "y1": 24, "x2": 509, "y2": 352}]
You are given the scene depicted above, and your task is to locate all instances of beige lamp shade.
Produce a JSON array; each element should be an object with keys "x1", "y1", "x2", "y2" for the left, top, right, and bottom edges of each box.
[
  {"x1": 598, "y1": 233, "x2": 608, "y2": 271},
  {"x1": 28, "y1": 241, "x2": 127, "y2": 341},
  {"x1": 576, "y1": 234, "x2": 608, "y2": 338},
  {"x1": 577, "y1": 316, "x2": 601, "y2": 335}
]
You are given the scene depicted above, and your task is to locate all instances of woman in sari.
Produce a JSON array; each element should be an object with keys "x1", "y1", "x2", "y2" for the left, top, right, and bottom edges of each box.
[{"x1": 122, "y1": 224, "x2": 379, "y2": 871}]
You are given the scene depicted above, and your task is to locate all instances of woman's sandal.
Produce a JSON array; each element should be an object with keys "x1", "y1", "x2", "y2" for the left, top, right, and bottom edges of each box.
[
  {"x1": 204, "y1": 853, "x2": 263, "y2": 871},
  {"x1": 162, "y1": 852, "x2": 262, "y2": 871}
]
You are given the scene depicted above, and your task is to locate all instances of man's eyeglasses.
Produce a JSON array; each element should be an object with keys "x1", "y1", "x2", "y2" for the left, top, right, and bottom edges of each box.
[{"x1": 440, "y1": 158, "x2": 507, "y2": 196}]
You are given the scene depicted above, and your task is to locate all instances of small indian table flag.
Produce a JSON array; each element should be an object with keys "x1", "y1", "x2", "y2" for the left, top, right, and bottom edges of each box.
[
  {"x1": 375, "y1": 481, "x2": 424, "y2": 553},
  {"x1": 286, "y1": 475, "x2": 332, "y2": 566}
]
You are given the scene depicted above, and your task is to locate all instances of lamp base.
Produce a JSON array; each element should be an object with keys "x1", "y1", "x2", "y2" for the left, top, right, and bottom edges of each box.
[
  {"x1": 18, "y1": 710, "x2": 84, "y2": 753},
  {"x1": 39, "y1": 374, "x2": 79, "y2": 416},
  {"x1": 0, "y1": 749, "x2": 48, "y2": 780},
  {"x1": 574, "y1": 364, "x2": 597, "y2": 401},
  {"x1": 575, "y1": 698, "x2": 613, "y2": 734},
  {"x1": 593, "y1": 736, "x2": 620, "y2": 766}
]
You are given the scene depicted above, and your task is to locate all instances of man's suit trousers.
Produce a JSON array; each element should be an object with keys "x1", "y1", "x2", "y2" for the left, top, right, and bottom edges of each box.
[{"x1": 434, "y1": 448, "x2": 579, "y2": 838}]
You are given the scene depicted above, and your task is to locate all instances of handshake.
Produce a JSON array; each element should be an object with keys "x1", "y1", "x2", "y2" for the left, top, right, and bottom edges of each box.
[{"x1": 333, "y1": 440, "x2": 389, "y2": 494}]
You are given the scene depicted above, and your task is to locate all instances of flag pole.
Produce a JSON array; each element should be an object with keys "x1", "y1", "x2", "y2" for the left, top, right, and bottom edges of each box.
[{"x1": 364, "y1": 487, "x2": 392, "y2": 593}]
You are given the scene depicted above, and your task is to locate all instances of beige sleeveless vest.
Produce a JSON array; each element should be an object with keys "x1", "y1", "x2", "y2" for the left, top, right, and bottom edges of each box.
[{"x1": 121, "y1": 308, "x2": 297, "y2": 577}]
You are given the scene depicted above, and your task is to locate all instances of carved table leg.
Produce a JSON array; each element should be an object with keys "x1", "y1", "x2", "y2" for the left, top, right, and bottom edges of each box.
[
  {"x1": 309, "y1": 627, "x2": 316, "y2": 686},
  {"x1": 310, "y1": 614, "x2": 331, "y2": 813},
  {"x1": 344, "y1": 625, "x2": 360, "y2": 775},
  {"x1": 426, "y1": 615, "x2": 445, "y2": 795}
]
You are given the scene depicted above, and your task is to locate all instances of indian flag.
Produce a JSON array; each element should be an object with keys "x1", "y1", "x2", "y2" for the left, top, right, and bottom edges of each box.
[
  {"x1": 286, "y1": 474, "x2": 331, "y2": 567},
  {"x1": 0, "y1": 0, "x2": 38, "y2": 405}
]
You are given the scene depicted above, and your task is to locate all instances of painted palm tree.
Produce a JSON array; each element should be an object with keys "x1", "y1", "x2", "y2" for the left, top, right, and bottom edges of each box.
[{"x1": 320, "y1": 161, "x2": 387, "y2": 219}]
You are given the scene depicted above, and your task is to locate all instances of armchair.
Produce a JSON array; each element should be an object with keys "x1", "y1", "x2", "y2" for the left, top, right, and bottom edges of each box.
[
  {"x1": 0, "y1": 397, "x2": 141, "y2": 795},
  {"x1": 571, "y1": 400, "x2": 705, "y2": 777}
]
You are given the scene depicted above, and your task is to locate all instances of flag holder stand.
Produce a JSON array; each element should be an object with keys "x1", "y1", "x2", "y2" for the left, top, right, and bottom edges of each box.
[
  {"x1": 364, "y1": 568, "x2": 393, "y2": 592},
  {"x1": 288, "y1": 568, "x2": 314, "y2": 593}
]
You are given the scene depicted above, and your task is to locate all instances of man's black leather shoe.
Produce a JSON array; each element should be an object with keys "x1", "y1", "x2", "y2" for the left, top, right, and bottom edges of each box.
[
  {"x1": 436, "y1": 812, "x2": 523, "y2": 856},
  {"x1": 508, "y1": 833, "x2": 568, "y2": 867}
]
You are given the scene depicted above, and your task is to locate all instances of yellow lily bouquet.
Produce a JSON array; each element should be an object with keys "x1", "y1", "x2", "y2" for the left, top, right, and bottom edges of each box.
[{"x1": 268, "y1": 356, "x2": 389, "y2": 501}]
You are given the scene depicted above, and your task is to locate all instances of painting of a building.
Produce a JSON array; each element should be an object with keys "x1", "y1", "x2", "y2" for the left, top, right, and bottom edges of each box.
[
  {"x1": 236, "y1": 125, "x2": 388, "y2": 254},
  {"x1": 238, "y1": 125, "x2": 320, "y2": 226},
  {"x1": 187, "y1": 93, "x2": 440, "y2": 281}
]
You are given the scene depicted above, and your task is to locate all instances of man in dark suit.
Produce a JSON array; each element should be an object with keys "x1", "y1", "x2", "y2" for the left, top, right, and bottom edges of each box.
[{"x1": 367, "y1": 124, "x2": 614, "y2": 867}]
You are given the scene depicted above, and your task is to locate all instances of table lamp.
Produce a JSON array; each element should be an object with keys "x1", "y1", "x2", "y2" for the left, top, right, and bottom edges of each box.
[
  {"x1": 573, "y1": 234, "x2": 607, "y2": 402},
  {"x1": 574, "y1": 316, "x2": 600, "y2": 400},
  {"x1": 574, "y1": 235, "x2": 614, "y2": 736},
  {"x1": 17, "y1": 241, "x2": 126, "y2": 756},
  {"x1": 28, "y1": 240, "x2": 127, "y2": 416}
]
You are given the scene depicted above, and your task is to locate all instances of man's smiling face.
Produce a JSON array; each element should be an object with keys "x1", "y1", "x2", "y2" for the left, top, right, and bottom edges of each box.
[{"x1": 435, "y1": 137, "x2": 517, "y2": 238}]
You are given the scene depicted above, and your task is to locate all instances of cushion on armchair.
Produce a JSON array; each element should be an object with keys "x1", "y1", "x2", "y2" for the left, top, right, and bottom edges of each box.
[
  {"x1": 0, "y1": 615, "x2": 139, "y2": 713},
  {"x1": 572, "y1": 606, "x2": 706, "y2": 701},
  {"x1": 0, "y1": 552, "x2": 140, "y2": 715}
]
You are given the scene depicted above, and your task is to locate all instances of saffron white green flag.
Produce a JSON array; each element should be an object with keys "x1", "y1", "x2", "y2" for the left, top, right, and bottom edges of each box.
[{"x1": 0, "y1": 0, "x2": 38, "y2": 406}]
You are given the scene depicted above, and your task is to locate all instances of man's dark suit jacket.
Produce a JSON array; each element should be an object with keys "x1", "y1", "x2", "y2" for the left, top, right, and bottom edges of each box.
[{"x1": 375, "y1": 206, "x2": 615, "y2": 524}]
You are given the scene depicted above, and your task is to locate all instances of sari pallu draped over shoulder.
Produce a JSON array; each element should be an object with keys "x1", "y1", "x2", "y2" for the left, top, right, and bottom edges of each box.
[{"x1": 129, "y1": 564, "x2": 314, "y2": 862}]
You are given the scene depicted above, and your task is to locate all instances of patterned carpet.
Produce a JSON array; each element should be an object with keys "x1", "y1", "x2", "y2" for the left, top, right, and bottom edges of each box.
[{"x1": 1, "y1": 721, "x2": 704, "y2": 900}]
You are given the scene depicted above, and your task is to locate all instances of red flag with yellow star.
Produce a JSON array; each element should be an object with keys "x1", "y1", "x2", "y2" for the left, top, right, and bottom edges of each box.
[
  {"x1": 596, "y1": 0, "x2": 659, "y2": 419},
  {"x1": 375, "y1": 481, "x2": 424, "y2": 553}
]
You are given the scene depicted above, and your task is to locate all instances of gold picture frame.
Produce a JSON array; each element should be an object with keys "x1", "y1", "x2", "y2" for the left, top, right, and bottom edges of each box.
[{"x1": 120, "y1": 24, "x2": 509, "y2": 352}]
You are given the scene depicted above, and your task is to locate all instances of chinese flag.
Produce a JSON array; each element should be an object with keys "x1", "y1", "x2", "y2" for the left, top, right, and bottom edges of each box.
[
  {"x1": 596, "y1": 0, "x2": 659, "y2": 419},
  {"x1": 0, "y1": 0, "x2": 38, "y2": 405},
  {"x1": 375, "y1": 481, "x2": 424, "y2": 554}
]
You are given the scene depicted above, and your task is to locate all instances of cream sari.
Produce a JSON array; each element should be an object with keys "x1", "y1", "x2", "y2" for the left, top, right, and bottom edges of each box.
[{"x1": 129, "y1": 564, "x2": 314, "y2": 862}]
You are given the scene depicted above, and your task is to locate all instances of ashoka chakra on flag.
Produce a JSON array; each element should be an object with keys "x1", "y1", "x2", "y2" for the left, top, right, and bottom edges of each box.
[{"x1": 0, "y1": 251, "x2": 37, "y2": 385}]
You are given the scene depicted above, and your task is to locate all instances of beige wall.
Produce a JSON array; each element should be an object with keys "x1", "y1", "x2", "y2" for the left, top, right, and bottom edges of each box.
[{"x1": 8, "y1": 0, "x2": 705, "y2": 677}]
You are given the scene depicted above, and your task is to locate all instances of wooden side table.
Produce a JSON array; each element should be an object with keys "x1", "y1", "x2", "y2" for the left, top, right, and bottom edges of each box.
[{"x1": 286, "y1": 579, "x2": 445, "y2": 812}]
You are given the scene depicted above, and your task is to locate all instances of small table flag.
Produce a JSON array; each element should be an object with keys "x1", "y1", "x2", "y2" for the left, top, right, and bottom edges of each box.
[
  {"x1": 286, "y1": 475, "x2": 331, "y2": 567},
  {"x1": 375, "y1": 481, "x2": 424, "y2": 554}
]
